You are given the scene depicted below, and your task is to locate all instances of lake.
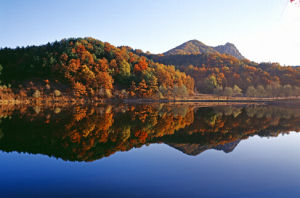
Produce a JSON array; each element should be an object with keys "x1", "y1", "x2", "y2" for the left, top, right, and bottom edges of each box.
[{"x1": 0, "y1": 103, "x2": 300, "y2": 198}]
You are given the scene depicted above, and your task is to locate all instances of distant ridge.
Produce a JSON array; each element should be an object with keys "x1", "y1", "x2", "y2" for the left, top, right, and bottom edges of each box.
[
  {"x1": 167, "y1": 140, "x2": 241, "y2": 156},
  {"x1": 163, "y1": 40, "x2": 217, "y2": 56},
  {"x1": 163, "y1": 40, "x2": 245, "y2": 59},
  {"x1": 214, "y1": 42, "x2": 245, "y2": 60}
]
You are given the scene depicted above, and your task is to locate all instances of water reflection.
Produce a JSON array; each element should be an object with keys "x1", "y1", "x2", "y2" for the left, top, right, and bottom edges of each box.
[{"x1": 0, "y1": 104, "x2": 299, "y2": 162}]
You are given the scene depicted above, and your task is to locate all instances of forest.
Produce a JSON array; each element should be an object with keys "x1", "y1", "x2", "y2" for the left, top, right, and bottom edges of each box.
[
  {"x1": 0, "y1": 37, "x2": 194, "y2": 100},
  {"x1": 147, "y1": 52, "x2": 300, "y2": 97},
  {"x1": 0, "y1": 37, "x2": 300, "y2": 100}
]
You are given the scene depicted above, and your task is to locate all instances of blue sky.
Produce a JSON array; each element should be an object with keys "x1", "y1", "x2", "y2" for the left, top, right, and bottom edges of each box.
[{"x1": 0, "y1": 0, "x2": 299, "y2": 65}]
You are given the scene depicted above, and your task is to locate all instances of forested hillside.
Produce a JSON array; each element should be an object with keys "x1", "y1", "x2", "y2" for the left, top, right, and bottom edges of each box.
[
  {"x1": 147, "y1": 52, "x2": 300, "y2": 97},
  {"x1": 0, "y1": 38, "x2": 194, "y2": 99},
  {"x1": 0, "y1": 37, "x2": 299, "y2": 100}
]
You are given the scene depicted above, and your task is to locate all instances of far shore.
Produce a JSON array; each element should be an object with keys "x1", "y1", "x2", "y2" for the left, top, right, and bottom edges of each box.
[{"x1": 1, "y1": 94, "x2": 300, "y2": 107}]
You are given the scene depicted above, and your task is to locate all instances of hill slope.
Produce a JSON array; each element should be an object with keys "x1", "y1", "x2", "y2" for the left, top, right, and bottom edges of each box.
[
  {"x1": 147, "y1": 51, "x2": 300, "y2": 95},
  {"x1": 0, "y1": 37, "x2": 194, "y2": 99}
]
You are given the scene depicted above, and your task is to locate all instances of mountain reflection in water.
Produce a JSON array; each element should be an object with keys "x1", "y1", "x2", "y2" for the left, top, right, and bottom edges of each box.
[{"x1": 0, "y1": 104, "x2": 299, "y2": 162}]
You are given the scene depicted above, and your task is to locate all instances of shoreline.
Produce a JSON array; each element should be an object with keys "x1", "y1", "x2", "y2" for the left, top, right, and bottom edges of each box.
[{"x1": 0, "y1": 96, "x2": 300, "y2": 106}]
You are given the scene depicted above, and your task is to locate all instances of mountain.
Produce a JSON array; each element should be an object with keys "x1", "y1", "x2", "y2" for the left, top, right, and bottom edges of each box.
[
  {"x1": 163, "y1": 39, "x2": 245, "y2": 59},
  {"x1": 146, "y1": 40, "x2": 300, "y2": 94},
  {"x1": 214, "y1": 42, "x2": 245, "y2": 60},
  {"x1": 213, "y1": 140, "x2": 241, "y2": 153},
  {"x1": 167, "y1": 143, "x2": 211, "y2": 156},
  {"x1": 163, "y1": 40, "x2": 217, "y2": 56},
  {"x1": 168, "y1": 140, "x2": 240, "y2": 156}
]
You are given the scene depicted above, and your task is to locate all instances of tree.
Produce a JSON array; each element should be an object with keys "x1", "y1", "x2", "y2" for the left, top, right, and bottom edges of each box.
[
  {"x1": 98, "y1": 58, "x2": 109, "y2": 72},
  {"x1": 134, "y1": 56, "x2": 148, "y2": 72},
  {"x1": 110, "y1": 59, "x2": 117, "y2": 68},
  {"x1": 294, "y1": 86, "x2": 300, "y2": 97},
  {"x1": 73, "y1": 82, "x2": 87, "y2": 97},
  {"x1": 33, "y1": 90, "x2": 41, "y2": 98},
  {"x1": 159, "y1": 85, "x2": 168, "y2": 97},
  {"x1": 147, "y1": 75, "x2": 159, "y2": 96},
  {"x1": 266, "y1": 85, "x2": 274, "y2": 98},
  {"x1": 119, "y1": 60, "x2": 131, "y2": 77},
  {"x1": 283, "y1": 84, "x2": 293, "y2": 97},
  {"x1": 204, "y1": 75, "x2": 218, "y2": 93},
  {"x1": 129, "y1": 81, "x2": 137, "y2": 97},
  {"x1": 223, "y1": 87, "x2": 233, "y2": 98},
  {"x1": 256, "y1": 85, "x2": 266, "y2": 98},
  {"x1": 136, "y1": 80, "x2": 148, "y2": 98},
  {"x1": 95, "y1": 72, "x2": 114, "y2": 90},
  {"x1": 54, "y1": 89, "x2": 61, "y2": 97},
  {"x1": 266, "y1": 83, "x2": 281, "y2": 98},
  {"x1": 246, "y1": 86, "x2": 257, "y2": 97},
  {"x1": 79, "y1": 65, "x2": 95, "y2": 85},
  {"x1": 174, "y1": 86, "x2": 188, "y2": 98},
  {"x1": 213, "y1": 86, "x2": 223, "y2": 99},
  {"x1": 233, "y1": 85, "x2": 242, "y2": 96}
]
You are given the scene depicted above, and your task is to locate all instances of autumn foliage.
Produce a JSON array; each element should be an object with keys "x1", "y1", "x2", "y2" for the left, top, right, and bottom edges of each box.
[
  {"x1": 1, "y1": 104, "x2": 300, "y2": 162},
  {"x1": 148, "y1": 52, "x2": 300, "y2": 96},
  {"x1": 0, "y1": 37, "x2": 194, "y2": 99}
]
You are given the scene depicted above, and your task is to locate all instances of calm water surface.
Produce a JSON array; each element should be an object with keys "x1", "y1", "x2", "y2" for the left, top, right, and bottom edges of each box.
[{"x1": 0, "y1": 104, "x2": 300, "y2": 198}]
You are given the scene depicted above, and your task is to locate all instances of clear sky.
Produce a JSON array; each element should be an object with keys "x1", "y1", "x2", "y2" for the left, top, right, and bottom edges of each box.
[{"x1": 0, "y1": 0, "x2": 299, "y2": 65}]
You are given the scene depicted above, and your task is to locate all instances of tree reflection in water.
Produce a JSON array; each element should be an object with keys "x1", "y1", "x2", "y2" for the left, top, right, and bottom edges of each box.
[{"x1": 0, "y1": 104, "x2": 299, "y2": 162}]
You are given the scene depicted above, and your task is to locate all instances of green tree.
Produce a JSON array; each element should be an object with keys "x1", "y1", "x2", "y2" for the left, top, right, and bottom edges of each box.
[
  {"x1": 204, "y1": 75, "x2": 218, "y2": 93},
  {"x1": 119, "y1": 60, "x2": 131, "y2": 77},
  {"x1": 266, "y1": 83, "x2": 281, "y2": 98},
  {"x1": 223, "y1": 87, "x2": 233, "y2": 98},
  {"x1": 174, "y1": 86, "x2": 188, "y2": 98},
  {"x1": 246, "y1": 86, "x2": 257, "y2": 97},
  {"x1": 213, "y1": 86, "x2": 223, "y2": 99},
  {"x1": 283, "y1": 84, "x2": 292, "y2": 97},
  {"x1": 257, "y1": 85, "x2": 266, "y2": 98},
  {"x1": 159, "y1": 85, "x2": 168, "y2": 97},
  {"x1": 294, "y1": 86, "x2": 300, "y2": 97},
  {"x1": 233, "y1": 85, "x2": 242, "y2": 96}
]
